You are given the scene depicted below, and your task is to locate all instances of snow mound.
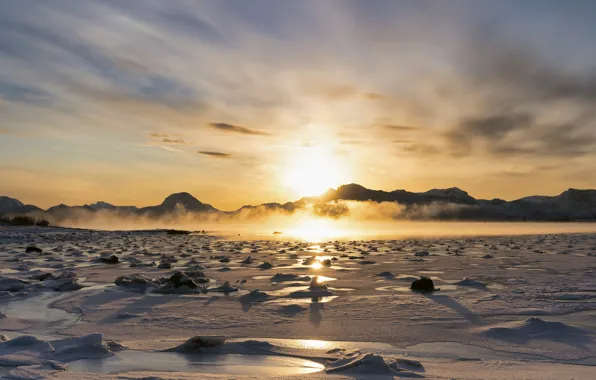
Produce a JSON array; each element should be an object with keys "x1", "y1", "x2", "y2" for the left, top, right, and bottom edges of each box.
[
  {"x1": 0, "y1": 333, "x2": 122, "y2": 370},
  {"x1": 454, "y1": 277, "x2": 487, "y2": 288},
  {"x1": 325, "y1": 352, "x2": 394, "y2": 374},
  {"x1": 51, "y1": 333, "x2": 113, "y2": 359},
  {"x1": 208, "y1": 281, "x2": 238, "y2": 293},
  {"x1": 0, "y1": 277, "x2": 26, "y2": 292},
  {"x1": 0, "y1": 335, "x2": 54, "y2": 355},
  {"x1": 239, "y1": 289, "x2": 270, "y2": 303},
  {"x1": 480, "y1": 317, "x2": 591, "y2": 345}
]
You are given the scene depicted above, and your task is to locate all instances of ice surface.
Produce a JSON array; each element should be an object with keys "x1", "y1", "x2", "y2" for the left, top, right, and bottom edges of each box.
[{"x1": 1, "y1": 227, "x2": 596, "y2": 379}]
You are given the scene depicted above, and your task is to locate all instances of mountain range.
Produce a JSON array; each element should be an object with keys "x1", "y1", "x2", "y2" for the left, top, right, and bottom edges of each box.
[{"x1": 2, "y1": 184, "x2": 596, "y2": 222}]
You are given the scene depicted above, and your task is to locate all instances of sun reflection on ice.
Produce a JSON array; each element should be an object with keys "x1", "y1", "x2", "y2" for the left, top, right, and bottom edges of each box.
[
  {"x1": 289, "y1": 218, "x2": 345, "y2": 242},
  {"x1": 295, "y1": 339, "x2": 332, "y2": 350}
]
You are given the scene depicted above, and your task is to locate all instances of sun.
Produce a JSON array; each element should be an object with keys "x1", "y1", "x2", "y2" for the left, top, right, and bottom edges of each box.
[{"x1": 282, "y1": 147, "x2": 348, "y2": 197}]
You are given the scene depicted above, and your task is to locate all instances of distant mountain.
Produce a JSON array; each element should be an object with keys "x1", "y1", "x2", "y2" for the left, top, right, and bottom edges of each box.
[
  {"x1": 0, "y1": 196, "x2": 24, "y2": 214},
  {"x1": 3, "y1": 185, "x2": 596, "y2": 222},
  {"x1": 321, "y1": 184, "x2": 477, "y2": 205},
  {"x1": 88, "y1": 201, "x2": 117, "y2": 211},
  {"x1": 87, "y1": 201, "x2": 139, "y2": 213},
  {"x1": 0, "y1": 196, "x2": 43, "y2": 215},
  {"x1": 139, "y1": 192, "x2": 217, "y2": 216}
]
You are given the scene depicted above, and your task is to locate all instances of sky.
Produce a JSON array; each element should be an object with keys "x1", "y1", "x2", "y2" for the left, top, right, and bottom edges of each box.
[{"x1": 1, "y1": 0, "x2": 596, "y2": 210}]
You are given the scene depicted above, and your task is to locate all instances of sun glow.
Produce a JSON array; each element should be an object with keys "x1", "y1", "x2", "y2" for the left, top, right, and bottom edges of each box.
[
  {"x1": 282, "y1": 146, "x2": 348, "y2": 197},
  {"x1": 289, "y1": 218, "x2": 345, "y2": 242}
]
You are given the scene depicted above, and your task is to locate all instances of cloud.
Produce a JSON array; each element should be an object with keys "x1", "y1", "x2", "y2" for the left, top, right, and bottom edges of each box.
[
  {"x1": 382, "y1": 124, "x2": 422, "y2": 132},
  {"x1": 363, "y1": 92, "x2": 386, "y2": 101},
  {"x1": 160, "y1": 138, "x2": 186, "y2": 144},
  {"x1": 461, "y1": 28, "x2": 596, "y2": 105},
  {"x1": 443, "y1": 113, "x2": 532, "y2": 157},
  {"x1": 147, "y1": 133, "x2": 188, "y2": 144},
  {"x1": 208, "y1": 122, "x2": 269, "y2": 136},
  {"x1": 198, "y1": 150, "x2": 232, "y2": 158}
]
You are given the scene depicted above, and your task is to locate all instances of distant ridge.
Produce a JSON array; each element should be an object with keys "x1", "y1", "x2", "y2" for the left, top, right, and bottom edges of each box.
[{"x1": 3, "y1": 185, "x2": 596, "y2": 222}]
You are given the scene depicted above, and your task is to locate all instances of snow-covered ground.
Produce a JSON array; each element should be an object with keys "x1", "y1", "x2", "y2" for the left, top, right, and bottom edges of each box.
[{"x1": 1, "y1": 225, "x2": 596, "y2": 379}]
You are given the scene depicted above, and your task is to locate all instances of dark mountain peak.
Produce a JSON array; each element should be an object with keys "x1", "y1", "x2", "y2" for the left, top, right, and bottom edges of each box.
[
  {"x1": 331, "y1": 184, "x2": 373, "y2": 200},
  {"x1": 161, "y1": 192, "x2": 202, "y2": 207},
  {"x1": 423, "y1": 187, "x2": 475, "y2": 203},
  {"x1": 48, "y1": 203, "x2": 69, "y2": 210},
  {"x1": 336, "y1": 183, "x2": 368, "y2": 193},
  {"x1": 557, "y1": 188, "x2": 596, "y2": 205},
  {"x1": 88, "y1": 201, "x2": 116, "y2": 210},
  {"x1": 424, "y1": 187, "x2": 468, "y2": 196},
  {"x1": 559, "y1": 188, "x2": 596, "y2": 196},
  {"x1": 147, "y1": 192, "x2": 217, "y2": 213},
  {"x1": 0, "y1": 196, "x2": 25, "y2": 214}
]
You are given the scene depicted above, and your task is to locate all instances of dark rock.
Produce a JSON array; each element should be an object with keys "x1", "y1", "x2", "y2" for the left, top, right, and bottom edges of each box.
[
  {"x1": 240, "y1": 256, "x2": 254, "y2": 264},
  {"x1": 115, "y1": 274, "x2": 156, "y2": 288},
  {"x1": 257, "y1": 262, "x2": 273, "y2": 270},
  {"x1": 26, "y1": 246, "x2": 42, "y2": 253},
  {"x1": 166, "y1": 229, "x2": 191, "y2": 235},
  {"x1": 410, "y1": 277, "x2": 435, "y2": 292},
  {"x1": 166, "y1": 271, "x2": 198, "y2": 289},
  {"x1": 165, "y1": 336, "x2": 226, "y2": 352},
  {"x1": 99, "y1": 255, "x2": 119, "y2": 264},
  {"x1": 157, "y1": 262, "x2": 172, "y2": 269}
]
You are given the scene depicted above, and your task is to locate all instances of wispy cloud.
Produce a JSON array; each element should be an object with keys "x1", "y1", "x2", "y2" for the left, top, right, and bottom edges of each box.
[
  {"x1": 198, "y1": 150, "x2": 232, "y2": 158},
  {"x1": 382, "y1": 125, "x2": 422, "y2": 132},
  {"x1": 208, "y1": 122, "x2": 269, "y2": 136},
  {"x1": 160, "y1": 138, "x2": 186, "y2": 144},
  {"x1": 147, "y1": 133, "x2": 189, "y2": 144}
]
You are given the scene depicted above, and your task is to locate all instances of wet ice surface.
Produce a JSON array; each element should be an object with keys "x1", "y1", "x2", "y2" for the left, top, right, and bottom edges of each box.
[
  {"x1": 68, "y1": 351, "x2": 324, "y2": 376},
  {"x1": 1, "y1": 292, "x2": 80, "y2": 332},
  {"x1": 1, "y1": 226, "x2": 596, "y2": 379}
]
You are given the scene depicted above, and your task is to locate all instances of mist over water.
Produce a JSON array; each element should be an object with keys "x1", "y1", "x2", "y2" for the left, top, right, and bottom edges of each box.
[
  {"x1": 202, "y1": 221, "x2": 596, "y2": 242},
  {"x1": 31, "y1": 199, "x2": 596, "y2": 241}
]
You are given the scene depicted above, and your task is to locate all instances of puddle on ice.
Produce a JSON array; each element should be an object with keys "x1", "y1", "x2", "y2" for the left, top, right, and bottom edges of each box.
[
  {"x1": 265, "y1": 296, "x2": 338, "y2": 305},
  {"x1": 252, "y1": 275, "x2": 337, "y2": 283},
  {"x1": 250, "y1": 338, "x2": 396, "y2": 352},
  {"x1": 0, "y1": 292, "x2": 80, "y2": 331},
  {"x1": 268, "y1": 285, "x2": 353, "y2": 297},
  {"x1": 67, "y1": 350, "x2": 324, "y2": 376}
]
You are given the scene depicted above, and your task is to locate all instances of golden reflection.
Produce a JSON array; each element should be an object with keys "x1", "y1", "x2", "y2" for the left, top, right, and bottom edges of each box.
[
  {"x1": 296, "y1": 339, "x2": 331, "y2": 350},
  {"x1": 290, "y1": 218, "x2": 345, "y2": 242},
  {"x1": 311, "y1": 261, "x2": 323, "y2": 270}
]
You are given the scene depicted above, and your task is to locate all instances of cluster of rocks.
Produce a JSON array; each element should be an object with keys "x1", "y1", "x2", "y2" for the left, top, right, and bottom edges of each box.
[
  {"x1": 0, "y1": 270, "x2": 84, "y2": 293},
  {"x1": 115, "y1": 270, "x2": 238, "y2": 294}
]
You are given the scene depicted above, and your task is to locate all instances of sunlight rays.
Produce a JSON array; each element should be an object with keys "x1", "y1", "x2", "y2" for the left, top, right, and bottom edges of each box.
[{"x1": 282, "y1": 146, "x2": 349, "y2": 198}]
